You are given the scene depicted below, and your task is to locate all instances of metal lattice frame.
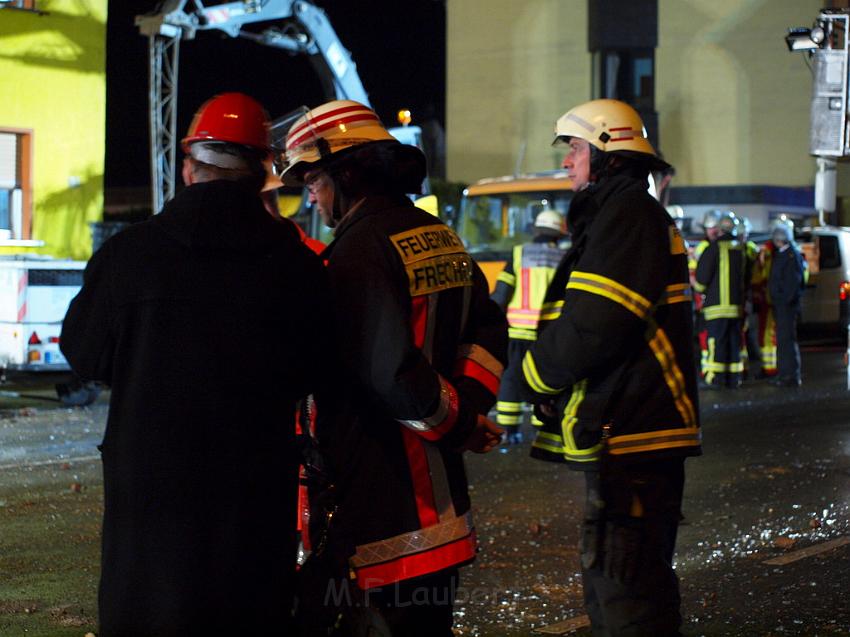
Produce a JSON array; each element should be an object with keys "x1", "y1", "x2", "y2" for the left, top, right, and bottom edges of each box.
[{"x1": 148, "y1": 34, "x2": 180, "y2": 214}]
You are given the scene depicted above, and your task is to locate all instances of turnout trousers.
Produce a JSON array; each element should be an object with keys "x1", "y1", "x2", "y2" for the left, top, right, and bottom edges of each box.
[
  {"x1": 496, "y1": 337, "x2": 536, "y2": 432},
  {"x1": 774, "y1": 303, "x2": 801, "y2": 383},
  {"x1": 704, "y1": 317, "x2": 743, "y2": 387},
  {"x1": 580, "y1": 459, "x2": 685, "y2": 637}
]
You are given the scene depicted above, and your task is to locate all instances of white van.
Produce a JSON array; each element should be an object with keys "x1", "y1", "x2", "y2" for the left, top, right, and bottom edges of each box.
[{"x1": 798, "y1": 226, "x2": 850, "y2": 331}]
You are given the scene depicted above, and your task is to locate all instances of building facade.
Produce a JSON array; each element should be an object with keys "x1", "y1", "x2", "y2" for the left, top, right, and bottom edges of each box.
[
  {"x1": 0, "y1": 0, "x2": 107, "y2": 259},
  {"x1": 447, "y1": 0, "x2": 832, "y2": 226}
]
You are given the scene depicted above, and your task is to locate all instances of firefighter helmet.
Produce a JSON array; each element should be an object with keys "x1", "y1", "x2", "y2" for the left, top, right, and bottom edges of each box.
[
  {"x1": 534, "y1": 209, "x2": 567, "y2": 236},
  {"x1": 770, "y1": 216, "x2": 795, "y2": 243},
  {"x1": 182, "y1": 92, "x2": 271, "y2": 153},
  {"x1": 702, "y1": 209, "x2": 721, "y2": 230},
  {"x1": 552, "y1": 99, "x2": 657, "y2": 158},
  {"x1": 717, "y1": 210, "x2": 740, "y2": 237},
  {"x1": 279, "y1": 100, "x2": 397, "y2": 185}
]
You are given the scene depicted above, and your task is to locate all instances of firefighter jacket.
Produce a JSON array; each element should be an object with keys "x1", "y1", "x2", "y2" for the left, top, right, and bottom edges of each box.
[
  {"x1": 521, "y1": 174, "x2": 701, "y2": 470},
  {"x1": 694, "y1": 235, "x2": 749, "y2": 321},
  {"x1": 492, "y1": 236, "x2": 567, "y2": 340},
  {"x1": 317, "y1": 195, "x2": 508, "y2": 589}
]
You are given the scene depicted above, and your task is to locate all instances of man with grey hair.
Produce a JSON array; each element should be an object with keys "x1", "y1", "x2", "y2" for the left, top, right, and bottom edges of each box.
[{"x1": 61, "y1": 92, "x2": 331, "y2": 636}]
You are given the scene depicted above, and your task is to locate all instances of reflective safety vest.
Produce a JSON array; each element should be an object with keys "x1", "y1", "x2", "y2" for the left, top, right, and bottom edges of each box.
[
  {"x1": 694, "y1": 236, "x2": 748, "y2": 321},
  {"x1": 495, "y1": 241, "x2": 566, "y2": 340}
]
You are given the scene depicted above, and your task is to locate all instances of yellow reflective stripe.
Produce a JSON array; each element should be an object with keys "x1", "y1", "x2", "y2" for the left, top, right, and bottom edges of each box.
[
  {"x1": 509, "y1": 327, "x2": 537, "y2": 340},
  {"x1": 497, "y1": 414, "x2": 522, "y2": 425},
  {"x1": 693, "y1": 280, "x2": 706, "y2": 293},
  {"x1": 522, "y1": 351, "x2": 562, "y2": 395},
  {"x1": 540, "y1": 300, "x2": 564, "y2": 321},
  {"x1": 532, "y1": 431, "x2": 566, "y2": 454},
  {"x1": 497, "y1": 271, "x2": 516, "y2": 286},
  {"x1": 559, "y1": 380, "x2": 601, "y2": 462},
  {"x1": 497, "y1": 401, "x2": 522, "y2": 412},
  {"x1": 704, "y1": 336, "x2": 717, "y2": 384},
  {"x1": 646, "y1": 322, "x2": 697, "y2": 428},
  {"x1": 607, "y1": 427, "x2": 702, "y2": 455},
  {"x1": 657, "y1": 283, "x2": 692, "y2": 306},
  {"x1": 703, "y1": 304, "x2": 740, "y2": 320},
  {"x1": 567, "y1": 271, "x2": 652, "y2": 320},
  {"x1": 720, "y1": 242, "x2": 731, "y2": 307}
]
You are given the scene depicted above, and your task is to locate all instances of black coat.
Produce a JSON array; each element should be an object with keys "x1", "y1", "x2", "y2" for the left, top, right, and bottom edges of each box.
[
  {"x1": 768, "y1": 244, "x2": 804, "y2": 307},
  {"x1": 61, "y1": 180, "x2": 332, "y2": 636}
]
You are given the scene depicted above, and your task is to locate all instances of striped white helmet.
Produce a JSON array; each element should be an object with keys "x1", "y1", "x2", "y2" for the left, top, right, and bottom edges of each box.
[{"x1": 279, "y1": 100, "x2": 396, "y2": 185}]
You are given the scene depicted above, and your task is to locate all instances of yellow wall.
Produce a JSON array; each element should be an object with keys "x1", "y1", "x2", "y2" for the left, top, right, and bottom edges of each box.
[
  {"x1": 657, "y1": 0, "x2": 821, "y2": 186},
  {"x1": 447, "y1": 0, "x2": 590, "y2": 183},
  {"x1": 0, "y1": 1, "x2": 107, "y2": 260},
  {"x1": 447, "y1": 0, "x2": 824, "y2": 189}
]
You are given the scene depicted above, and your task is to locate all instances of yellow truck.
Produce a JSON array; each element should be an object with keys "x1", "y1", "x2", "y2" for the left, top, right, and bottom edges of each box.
[{"x1": 454, "y1": 170, "x2": 573, "y2": 290}]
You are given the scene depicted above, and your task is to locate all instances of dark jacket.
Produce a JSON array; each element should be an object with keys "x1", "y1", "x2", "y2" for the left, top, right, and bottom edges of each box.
[
  {"x1": 522, "y1": 175, "x2": 701, "y2": 469},
  {"x1": 318, "y1": 195, "x2": 507, "y2": 589},
  {"x1": 61, "y1": 180, "x2": 332, "y2": 636},
  {"x1": 694, "y1": 235, "x2": 749, "y2": 320},
  {"x1": 768, "y1": 244, "x2": 805, "y2": 307}
]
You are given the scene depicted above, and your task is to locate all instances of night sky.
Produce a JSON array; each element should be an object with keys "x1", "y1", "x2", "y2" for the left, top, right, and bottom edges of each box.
[{"x1": 105, "y1": 1, "x2": 446, "y2": 188}]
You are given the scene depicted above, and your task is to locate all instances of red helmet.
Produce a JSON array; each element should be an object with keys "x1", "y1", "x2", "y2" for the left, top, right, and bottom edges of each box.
[{"x1": 182, "y1": 92, "x2": 270, "y2": 154}]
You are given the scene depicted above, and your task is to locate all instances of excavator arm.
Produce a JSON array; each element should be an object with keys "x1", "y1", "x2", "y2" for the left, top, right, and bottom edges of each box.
[{"x1": 136, "y1": 0, "x2": 371, "y2": 212}]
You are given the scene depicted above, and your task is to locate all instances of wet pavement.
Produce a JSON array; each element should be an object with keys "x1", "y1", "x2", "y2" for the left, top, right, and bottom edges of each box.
[
  {"x1": 461, "y1": 346, "x2": 850, "y2": 636},
  {"x1": 1, "y1": 348, "x2": 849, "y2": 635}
]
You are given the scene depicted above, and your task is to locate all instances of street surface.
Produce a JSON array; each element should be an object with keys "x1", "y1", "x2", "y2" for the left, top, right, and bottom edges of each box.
[{"x1": 1, "y1": 347, "x2": 849, "y2": 635}]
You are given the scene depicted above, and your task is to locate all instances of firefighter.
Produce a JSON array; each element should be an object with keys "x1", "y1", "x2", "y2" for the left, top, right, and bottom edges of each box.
[
  {"x1": 695, "y1": 211, "x2": 748, "y2": 389},
  {"x1": 522, "y1": 99, "x2": 701, "y2": 636},
  {"x1": 768, "y1": 220, "x2": 805, "y2": 386},
  {"x1": 60, "y1": 93, "x2": 332, "y2": 635},
  {"x1": 754, "y1": 216, "x2": 808, "y2": 380},
  {"x1": 280, "y1": 100, "x2": 508, "y2": 636},
  {"x1": 491, "y1": 209, "x2": 568, "y2": 443}
]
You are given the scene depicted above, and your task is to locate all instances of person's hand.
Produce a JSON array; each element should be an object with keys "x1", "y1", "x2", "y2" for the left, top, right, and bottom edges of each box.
[{"x1": 462, "y1": 415, "x2": 504, "y2": 454}]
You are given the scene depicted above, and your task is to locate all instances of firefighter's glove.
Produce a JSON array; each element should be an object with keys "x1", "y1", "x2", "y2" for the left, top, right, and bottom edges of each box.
[
  {"x1": 602, "y1": 518, "x2": 644, "y2": 585},
  {"x1": 462, "y1": 414, "x2": 504, "y2": 454}
]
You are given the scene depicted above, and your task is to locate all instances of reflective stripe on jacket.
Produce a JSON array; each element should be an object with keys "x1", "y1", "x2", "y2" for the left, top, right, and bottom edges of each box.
[
  {"x1": 694, "y1": 236, "x2": 748, "y2": 321},
  {"x1": 520, "y1": 175, "x2": 701, "y2": 469},
  {"x1": 319, "y1": 196, "x2": 508, "y2": 588}
]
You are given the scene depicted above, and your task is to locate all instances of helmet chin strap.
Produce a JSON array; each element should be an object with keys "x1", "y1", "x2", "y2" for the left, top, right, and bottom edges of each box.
[
  {"x1": 330, "y1": 177, "x2": 344, "y2": 226},
  {"x1": 588, "y1": 146, "x2": 612, "y2": 183}
]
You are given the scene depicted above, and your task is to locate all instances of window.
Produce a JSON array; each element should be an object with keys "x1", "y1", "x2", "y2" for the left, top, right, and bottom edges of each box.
[
  {"x1": 592, "y1": 49, "x2": 655, "y2": 112},
  {"x1": 0, "y1": 130, "x2": 32, "y2": 240},
  {"x1": 818, "y1": 234, "x2": 841, "y2": 269},
  {"x1": 0, "y1": 1, "x2": 38, "y2": 10}
]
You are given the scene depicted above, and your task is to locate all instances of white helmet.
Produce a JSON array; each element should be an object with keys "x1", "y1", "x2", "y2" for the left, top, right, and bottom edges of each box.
[
  {"x1": 279, "y1": 100, "x2": 397, "y2": 185},
  {"x1": 534, "y1": 209, "x2": 567, "y2": 235}
]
